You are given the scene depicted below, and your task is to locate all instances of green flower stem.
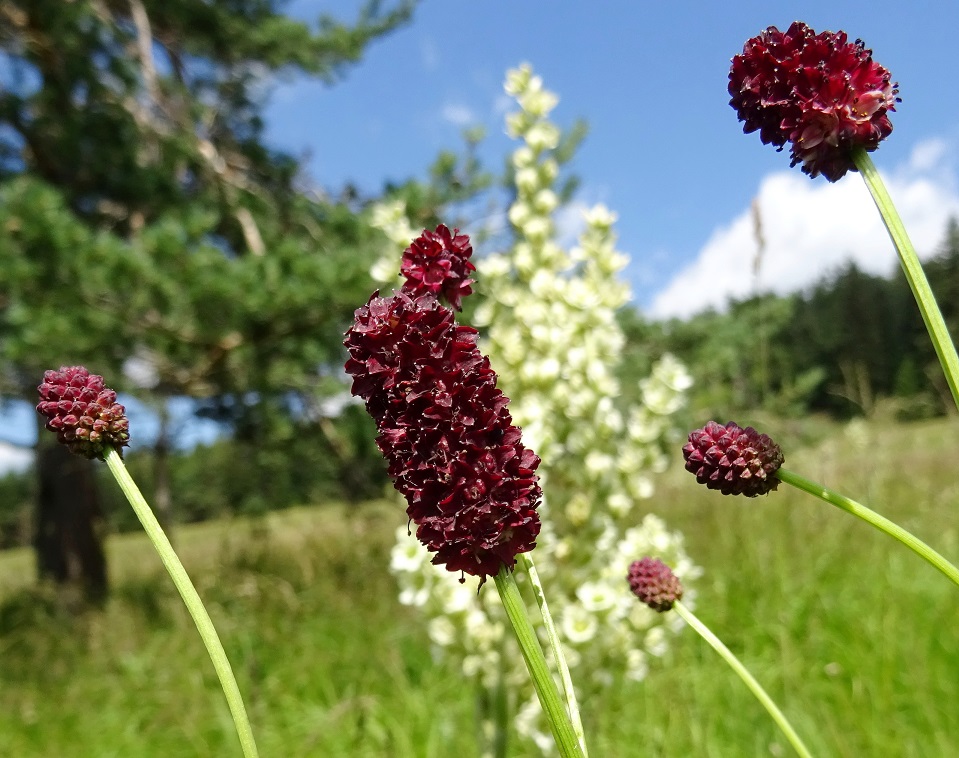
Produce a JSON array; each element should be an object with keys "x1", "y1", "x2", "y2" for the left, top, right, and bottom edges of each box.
[
  {"x1": 672, "y1": 601, "x2": 814, "y2": 758},
  {"x1": 493, "y1": 564, "x2": 584, "y2": 758},
  {"x1": 777, "y1": 467, "x2": 959, "y2": 590},
  {"x1": 852, "y1": 147, "x2": 959, "y2": 411},
  {"x1": 516, "y1": 552, "x2": 588, "y2": 757},
  {"x1": 103, "y1": 448, "x2": 259, "y2": 758}
]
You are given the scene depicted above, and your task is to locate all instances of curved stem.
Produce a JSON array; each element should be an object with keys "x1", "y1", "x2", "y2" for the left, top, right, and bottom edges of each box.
[
  {"x1": 494, "y1": 564, "x2": 584, "y2": 758},
  {"x1": 517, "y1": 552, "x2": 588, "y2": 757},
  {"x1": 777, "y1": 466, "x2": 959, "y2": 590},
  {"x1": 852, "y1": 148, "x2": 959, "y2": 411},
  {"x1": 673, "y1": 601, "x2": 814, "y2": 758},
  {"x1": 104, "y1": 448, "x2": 259, "y2": 758}
]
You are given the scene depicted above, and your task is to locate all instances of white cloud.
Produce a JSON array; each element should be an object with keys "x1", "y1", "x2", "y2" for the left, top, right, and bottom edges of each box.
[
  {"x1": 441, "y1": 102, "x2": 476, "y2": 127},
  {"x1": 907, "y1": 138, "x2": 948, "y2": 173},
  {"x1": 492, "y1": 92, "x2": 514, "y2": 118},
  {"x1": 648, "y1": 139, "x2": 959, "y2": 319},
  {"x1": 0, "y1": 442, "x2": 32, "y2": 476},
  {"x1": 420, "y1": 36, "x2": 439, "y2": 71},
  {"x1": 268, "y1": 73, "x2": 319, "y2": 107},
  {"x1": 554, "y1": 199, "x2": 591, "y2": 249}
]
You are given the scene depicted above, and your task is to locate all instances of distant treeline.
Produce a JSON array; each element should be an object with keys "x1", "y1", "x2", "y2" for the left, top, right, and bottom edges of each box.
[{"x1": 619, "y1": 218, "x2": 959, "y2": 421}]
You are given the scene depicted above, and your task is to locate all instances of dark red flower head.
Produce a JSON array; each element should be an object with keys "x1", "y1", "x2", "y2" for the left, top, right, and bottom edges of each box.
[
  {"x1": 400, "y1": 225, "x2": 475, "y2": 311},
  {"x1": 683, "y1": 421, "x2": 784, "y2": 497},
  {"x1": 37, "y1": 366, "x2": 130, "y2": 460},
  {"x1": 628, "y1": 557, "x2": 684, "y2": 613},
  {"x1": 729, "y1": 21, "x2": 899, "y2": 181},
  {"x1": 344, "y1": 290, "x2": 541, "y2": 584}
]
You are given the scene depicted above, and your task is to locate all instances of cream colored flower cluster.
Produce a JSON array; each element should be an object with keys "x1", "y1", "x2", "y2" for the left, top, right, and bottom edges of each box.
[{"x1": 384, "y1": 64, "x2": 699, "y2": 752}]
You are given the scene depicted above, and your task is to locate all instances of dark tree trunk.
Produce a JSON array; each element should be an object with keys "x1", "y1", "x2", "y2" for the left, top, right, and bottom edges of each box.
[
  {"x1": 34, "y1": 441, "x2": 108, "y2": 604},
  {"x1": 152, "y1": 400, "x2": 174, "y2": 538}
]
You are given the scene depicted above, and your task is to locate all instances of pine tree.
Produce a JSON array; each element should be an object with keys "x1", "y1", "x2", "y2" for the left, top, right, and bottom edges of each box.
[{"x1": 0, "y1": 0, "x2": 420, "y2": 597}]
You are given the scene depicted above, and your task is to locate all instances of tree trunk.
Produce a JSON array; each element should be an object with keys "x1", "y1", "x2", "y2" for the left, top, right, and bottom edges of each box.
[
  {"x1": 152, "y1": 399, "x2": 174, "y2": 538},
  {"x1": 34, "y1": 440, "x2": 108, "y2": 605}
]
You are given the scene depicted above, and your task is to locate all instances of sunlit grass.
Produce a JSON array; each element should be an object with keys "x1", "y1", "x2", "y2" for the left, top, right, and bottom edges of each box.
[{"x1": 0, "y1": 418, "x2": 957, "y2": 756}]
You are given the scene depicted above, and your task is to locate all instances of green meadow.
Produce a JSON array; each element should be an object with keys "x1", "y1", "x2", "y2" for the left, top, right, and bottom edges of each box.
[{"x1": 1, "y1": 418, "x2": 957, "y2": 757}]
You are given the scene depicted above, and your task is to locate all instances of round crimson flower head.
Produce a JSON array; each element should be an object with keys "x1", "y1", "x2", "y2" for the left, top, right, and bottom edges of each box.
[
  {"x1": 683, "y1": 421, "x2": 784, "y2": 497},
  {"x1": 400, "y1": 224, "x2": 475, "y2": 311},
  {"x1": 628, "y1": 557, "x2": 684, "y2": 613},
  {"x1": 729, "y1": 21, "x2": 899, "y2": 181},
  {"x1": 344, "y1": 289, "x2": 541, "y2": 584},
  {"x1": 37, "y1": 366, "x2": 130, "y2": 460}
]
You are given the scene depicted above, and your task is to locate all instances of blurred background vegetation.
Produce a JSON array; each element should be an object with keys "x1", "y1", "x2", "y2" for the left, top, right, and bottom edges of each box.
[{"x1": 1, "y1": 1, "x2": 958, "y2": 755}]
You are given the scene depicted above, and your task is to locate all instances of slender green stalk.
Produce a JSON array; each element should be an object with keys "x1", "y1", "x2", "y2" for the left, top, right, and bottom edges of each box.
[
  {"x1": 778, "y1": 467, "x2": 959, "y2": 590},
  {"x1": 852, "y1": 147, "x2": 959, "y2": 410},
  {"x1": 516, "y1": 552, "x2": 588, "y2": 757},
  {"x1": 673, "y1": 601, "x2": 814, "y2": 758},
  {"x1": 493, "y1": 565, "x2": 584, "y2": 758},
  {"x1": 104, "y1": 448, "x2": 259, "y2": 758}
]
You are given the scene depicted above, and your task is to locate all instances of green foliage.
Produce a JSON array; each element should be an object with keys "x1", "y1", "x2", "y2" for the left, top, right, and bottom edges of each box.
[
  {"x1": 924, "y1": 219, "x2": 959, "y2": 335},
  {"x1": 0, "y1": 178, "x2": 138, "y2": 380},
  {"x1": 0, "y1": 0, "x2": 420, "y2": 404},
  {"x1": 1, "y1": 420, "x2": 958, "y2": 755},
  {"x1": 0, "y1": 0, "x2": 414, "y2": 214},
  {"x1": 0, "y1": 467, "x2": 32, "y2": 549}
]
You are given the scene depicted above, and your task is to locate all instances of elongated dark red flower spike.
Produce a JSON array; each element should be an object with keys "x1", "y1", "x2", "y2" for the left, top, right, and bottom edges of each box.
[
  {"x1": 37, "y1": 366, "x2": 130, "y2": 460},
  {"x1": 729, "y1": 21, "x2": 899, "y2": 181},
  {"x1": 628, "y1": 557, "x2": 684, "y2": 613},
  {"x1": 683, "y1": 421, "x2": 784, "y2": 497},
  {"x1": 399, "y1": 224, "x2": 475, "y2": 311},
  {"x1": 345, "y1": 230, "x2": 540, "y2": 584}
]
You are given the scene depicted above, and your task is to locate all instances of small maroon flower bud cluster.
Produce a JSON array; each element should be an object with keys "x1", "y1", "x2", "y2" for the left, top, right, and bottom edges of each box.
[
  {"x1": 37, "y1": 366, "x2": 130, "y2": 459},
  {"x1": 683, "y1": 421, "x2": 784, "y2": 497},
  {"x1": 627, "y1": 557, "x2": 684, "y2": 613},
  {"x1": 345, "y1": 228, "x2": 540, "y2": 584},
  {"x1": 729, "y1": 21, "x2": 899, "y2": 181},
  {"x1": 399, "y1": 224, "x2": 475, "y2": 311}
]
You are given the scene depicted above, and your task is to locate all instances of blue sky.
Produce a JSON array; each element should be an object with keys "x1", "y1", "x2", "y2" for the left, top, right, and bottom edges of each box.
[{"x1": 268, "y1": 1, "x2": 959, "y2": 316}]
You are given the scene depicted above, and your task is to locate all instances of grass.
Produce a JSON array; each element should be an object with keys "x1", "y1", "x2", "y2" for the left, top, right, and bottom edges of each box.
[{"x1": 1, "y1": 418, "x2": 958, "y2": 756}]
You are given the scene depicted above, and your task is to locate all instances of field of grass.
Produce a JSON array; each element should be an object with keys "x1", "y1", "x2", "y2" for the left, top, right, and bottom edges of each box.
[{"x1": 1, "y1": 417, "x2": 958, "y2": 756}]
